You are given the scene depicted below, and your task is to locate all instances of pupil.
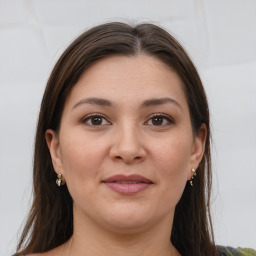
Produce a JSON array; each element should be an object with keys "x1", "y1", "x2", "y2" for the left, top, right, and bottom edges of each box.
[
  {"x1": 92, "y1": 117, "x2": 102, "y2": 125},
  {"x1": 152, "y1": 117, "x2": 163, "y2": 125}
]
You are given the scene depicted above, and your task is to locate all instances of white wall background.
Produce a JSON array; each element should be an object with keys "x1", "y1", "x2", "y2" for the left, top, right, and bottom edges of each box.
[{"x1": 0, "y1": 0, "x2": 256, "y2": 255}]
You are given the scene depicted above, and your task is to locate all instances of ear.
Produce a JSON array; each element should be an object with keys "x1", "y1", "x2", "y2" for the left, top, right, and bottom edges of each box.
[
  {"x1": 45, "y1": 129, "x2": 65, "y2": 179},
  {"x1": 187, "y1": 123, "x2": 207, "y2": 180}
]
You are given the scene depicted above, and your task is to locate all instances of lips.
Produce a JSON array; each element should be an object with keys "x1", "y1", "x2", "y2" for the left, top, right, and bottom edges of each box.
[{"x1": 103, "y1": 174, "x2": 153, "y2": 194}]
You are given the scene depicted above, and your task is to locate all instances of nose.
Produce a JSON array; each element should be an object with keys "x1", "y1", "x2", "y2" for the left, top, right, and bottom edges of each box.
[{"x1": 109, "y1": 123, "x2": 146, "y2": 164}]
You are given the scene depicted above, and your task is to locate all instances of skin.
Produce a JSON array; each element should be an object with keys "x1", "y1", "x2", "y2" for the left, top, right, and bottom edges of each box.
[{"x1": 43, "y1": 54, "x2": 206, "y2": 256}]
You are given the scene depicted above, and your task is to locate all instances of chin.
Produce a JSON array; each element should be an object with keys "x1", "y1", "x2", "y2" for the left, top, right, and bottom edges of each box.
[
  {"x1": 105, "y1": 218, "x2": 151, "y2": 234},
  {"x1": 100, "y1": 206, "x2": 156, "y2": 233}
]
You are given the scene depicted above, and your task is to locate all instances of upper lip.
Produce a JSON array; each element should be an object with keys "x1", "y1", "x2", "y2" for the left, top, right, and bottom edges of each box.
[{"x1": 103, "y1": 174, "x2": 153, "y2": 184}]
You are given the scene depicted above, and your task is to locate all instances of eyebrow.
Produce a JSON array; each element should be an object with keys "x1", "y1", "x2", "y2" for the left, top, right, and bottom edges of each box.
[
  {"x1": 141, "y1": 97, "x2": 183, "y2": 110},
  {"x1": 72, "y1": 97, "x2": 182, "y2": 110},
  {"x1": 72, "y1": 97, "x2": 112, "y2": 109}
]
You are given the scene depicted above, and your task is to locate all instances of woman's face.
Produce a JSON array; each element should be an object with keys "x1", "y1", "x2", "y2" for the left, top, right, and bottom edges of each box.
[{"x1": 46, "y1": 54, "x2": 206, "y2": 233}]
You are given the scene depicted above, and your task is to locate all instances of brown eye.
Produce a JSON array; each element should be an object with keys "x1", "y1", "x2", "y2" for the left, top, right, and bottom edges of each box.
[
  {"x1": 152, "y1": 117, "x2": 164, "y2": 126},
  {"x1": 146, "y1": 114, "x2": 174, "y2": 126},
  {"x1": 91, "y1": 116, "x2": 103, "y2": 125},
  {"x1": 82, "y1": 114, "x2": 110, "y2": 126}
]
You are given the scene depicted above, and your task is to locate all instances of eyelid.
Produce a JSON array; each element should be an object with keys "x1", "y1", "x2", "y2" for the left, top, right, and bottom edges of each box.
[
  {"x1": 81, "y1": 113, "x2": 111, "y2": 125},
  {"x1": 145, "y1": 113, "x2": 175, "y2": 126},
  {"x1": 80, "y1": 112, "x2": 174, "y2": 126}
]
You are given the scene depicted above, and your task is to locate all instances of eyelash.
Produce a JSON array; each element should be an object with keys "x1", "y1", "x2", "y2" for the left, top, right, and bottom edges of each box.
[
  {"x1": 81, "y1": 113, "x2": 111, "y2": 126},
  {"x1": 81, "y1": 113, "x2": 174, "y2": 127},
  {"x1": 145, "y1": 114, "x2": 174, "y2": 126}
]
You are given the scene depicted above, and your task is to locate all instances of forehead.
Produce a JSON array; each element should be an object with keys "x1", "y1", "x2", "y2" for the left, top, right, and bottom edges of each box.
[{"x1": 65, "y1": 54, "x2": 188, "y2": 108}]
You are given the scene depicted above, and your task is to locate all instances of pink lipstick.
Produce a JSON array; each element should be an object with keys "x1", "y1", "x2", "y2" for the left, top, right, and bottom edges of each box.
[{"x1": 103, "y1": 174, "x2": 153, "y2": 195}]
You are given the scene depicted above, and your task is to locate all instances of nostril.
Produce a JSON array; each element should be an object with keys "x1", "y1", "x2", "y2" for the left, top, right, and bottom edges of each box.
[
  {"x1": 110, "y1": 144, "x2": 146, "y2": 163},
  {"x1": 113, "y1": 155, "x2": 143, "y2": 163}
]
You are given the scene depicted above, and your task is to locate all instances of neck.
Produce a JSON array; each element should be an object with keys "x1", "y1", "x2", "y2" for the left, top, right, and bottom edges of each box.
[{"x1": 66, "y1": 207, "x2": 180, "y2": 256}]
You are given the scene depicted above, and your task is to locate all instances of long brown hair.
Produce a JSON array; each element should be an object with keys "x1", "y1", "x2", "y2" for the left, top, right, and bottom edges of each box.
[{"x1": 14, "y1": 22, "x2": 217, "y2": 256}]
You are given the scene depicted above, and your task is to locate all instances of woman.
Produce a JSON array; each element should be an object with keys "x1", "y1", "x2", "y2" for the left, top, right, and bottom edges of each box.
[{"x1": 14, "y1": 22, "x2": 256, "y2": 256}]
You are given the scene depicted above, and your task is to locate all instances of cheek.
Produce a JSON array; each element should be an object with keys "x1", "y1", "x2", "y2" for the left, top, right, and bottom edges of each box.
[
  {"x1": 59, "y1": 132, "x2": 107, "y2": 184},
  {"x1": 58, "y1": 134, "x2": 109, "y2": 208},
  {"x1": 152, "y1": 134, "x2": 192, "y2": 173},
  {"x1": 150, "y1": 134, "x2": 192, "y2": 201}
]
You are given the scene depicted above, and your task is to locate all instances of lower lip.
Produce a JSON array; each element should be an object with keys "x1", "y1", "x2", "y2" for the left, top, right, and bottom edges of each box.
[{"x1": 104, "y1": 182, "x2": 152, "y2": 194}]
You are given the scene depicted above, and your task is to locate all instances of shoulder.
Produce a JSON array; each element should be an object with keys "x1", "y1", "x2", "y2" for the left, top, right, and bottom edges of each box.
[
  {"x1": 25, "y1": 254, "x2": 41, "y2": 256},
  {"x1": 24, "y1": 253, "x2": 51, "y2": 256},
  {"x1": 23, "y1": 244, "x2": 64, "y2": 256},
  {"x1": 218, "y1": 246, "x2": 256, "y2": 256},
  {"x1": 25, "y1": 253, "x2": 56, "y2": 256}
]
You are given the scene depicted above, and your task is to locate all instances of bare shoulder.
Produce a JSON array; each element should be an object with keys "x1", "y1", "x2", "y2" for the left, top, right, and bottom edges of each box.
[
  {"x1": 27, "y1": 254, "x2": 46, "y2": 256},
  {"x1": 26, "y1": 244, "x2": 65, "y2": 256},
  {"x1": 26, "y1": 251, "x2": 55, "y2": 256},
  {"x1": 26, "y1": 253, "x2": 54, "y2": 256},
  {"x1": 28, "y1": 252, "x2": 57, "y2": 256}
]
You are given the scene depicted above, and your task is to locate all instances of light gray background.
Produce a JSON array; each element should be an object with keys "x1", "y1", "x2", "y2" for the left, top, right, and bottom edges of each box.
[{"x1": 0, "y1": 0, "x2": 256, "y2": 255}]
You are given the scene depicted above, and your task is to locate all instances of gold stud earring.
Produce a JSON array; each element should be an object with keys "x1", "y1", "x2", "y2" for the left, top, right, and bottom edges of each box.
[
  {"x1": 56, "y1": 173, "x2": 64, "y2": 186},
  {"x1": 190, "y1": 168, "x2": 197, "y2": 186}
]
